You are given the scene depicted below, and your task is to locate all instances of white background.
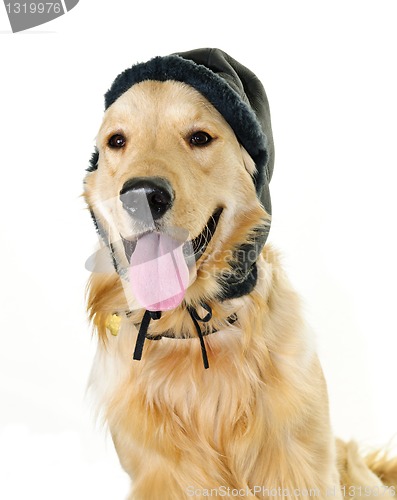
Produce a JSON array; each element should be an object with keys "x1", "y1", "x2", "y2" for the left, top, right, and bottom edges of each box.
[{"x1": 1, "y1": 1, "x2": 396, "y2": 498}]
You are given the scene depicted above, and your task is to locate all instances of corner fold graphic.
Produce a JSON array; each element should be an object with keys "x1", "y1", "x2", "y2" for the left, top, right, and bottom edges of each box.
[
  {"x1": 3, "y1": 0, "x2": 80, "y2": 33},
  {"x1": 64, "y1": 0, "x2": 79, "y2": 11}
]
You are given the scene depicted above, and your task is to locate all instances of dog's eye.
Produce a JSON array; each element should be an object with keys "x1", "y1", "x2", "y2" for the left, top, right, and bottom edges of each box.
[
  {"x1": 189, "y1": 131, "x2": 213, "y2": 146},
  {"x1": 108, "y1": 134, "x2": 126, "y2": 149}
]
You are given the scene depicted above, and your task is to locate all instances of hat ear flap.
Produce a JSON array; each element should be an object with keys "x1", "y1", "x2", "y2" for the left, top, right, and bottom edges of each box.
[
  {"x1": 240, "y1": 145, "x2": 271, "y2": 215},
  {"x1": 240, "y1": 145, "x2": 257, "y2": 177}
]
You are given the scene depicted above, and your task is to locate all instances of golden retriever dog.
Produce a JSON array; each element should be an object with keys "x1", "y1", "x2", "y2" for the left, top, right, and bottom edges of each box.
[{"x1": 84, "y1": 49, "x2": 397, "y2": 499}]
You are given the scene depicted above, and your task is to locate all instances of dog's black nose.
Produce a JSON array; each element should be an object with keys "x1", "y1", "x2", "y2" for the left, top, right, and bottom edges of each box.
[{"x1": 120, "y1": 177, "x2": 174, "y2": 220}]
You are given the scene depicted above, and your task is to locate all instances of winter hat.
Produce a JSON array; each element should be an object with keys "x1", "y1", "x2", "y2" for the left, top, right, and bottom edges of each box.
[{"x1": 104, "y1": 48, "x2": 274, "y2": 215}]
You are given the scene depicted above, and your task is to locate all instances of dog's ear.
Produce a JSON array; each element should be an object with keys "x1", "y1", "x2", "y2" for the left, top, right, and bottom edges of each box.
[{"x1": 240, "y1": 146, "x2": 256, "y2": 176}]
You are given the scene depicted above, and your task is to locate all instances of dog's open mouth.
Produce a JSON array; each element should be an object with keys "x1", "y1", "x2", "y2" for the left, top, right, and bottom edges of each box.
[
  {"x1": 190, "y1": 207, "x2": 223, "y2": 261},
  {"x1": 118, "y1": 208, "x2": 222, "y2": 311},
  {"x1": 121, "y1": 207, "x2": 223, "y2": 263}
]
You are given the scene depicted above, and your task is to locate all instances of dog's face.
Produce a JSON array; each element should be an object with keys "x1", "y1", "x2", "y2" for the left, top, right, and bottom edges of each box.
[{"x1": 84, "y1": 80, "x2": 268, "y2": 305}]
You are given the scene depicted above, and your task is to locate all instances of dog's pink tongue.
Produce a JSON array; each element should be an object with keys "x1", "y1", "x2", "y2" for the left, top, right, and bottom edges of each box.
[{"x1": 128, "y1": 232, "x2": 189, "y2": 311}]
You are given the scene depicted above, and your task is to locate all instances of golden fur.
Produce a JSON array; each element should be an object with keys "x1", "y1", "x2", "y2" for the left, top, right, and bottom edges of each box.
[{"x1": 84, "y1": 81, "x2": 396, "y2": 499}]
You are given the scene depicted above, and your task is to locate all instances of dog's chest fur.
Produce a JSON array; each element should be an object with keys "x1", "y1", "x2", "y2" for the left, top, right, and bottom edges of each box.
[{"x1": 88, "y1": 256, "x2": 340, "y2": 498}]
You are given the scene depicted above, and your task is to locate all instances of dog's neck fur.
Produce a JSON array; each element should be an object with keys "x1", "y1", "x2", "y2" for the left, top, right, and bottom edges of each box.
[{"x1": 88, "y1": 245, "x2": 315, "y2": 398}]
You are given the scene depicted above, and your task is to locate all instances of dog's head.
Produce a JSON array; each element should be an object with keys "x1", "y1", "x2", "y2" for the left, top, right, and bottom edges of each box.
[{"x1": 84, "y1": 49, "x2": 274, "y2": 314}]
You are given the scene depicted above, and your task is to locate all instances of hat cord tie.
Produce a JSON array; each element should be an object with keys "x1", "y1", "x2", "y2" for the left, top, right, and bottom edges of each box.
[{"x1": 133, "y1": 303, "x2": 212, "y2": 369}]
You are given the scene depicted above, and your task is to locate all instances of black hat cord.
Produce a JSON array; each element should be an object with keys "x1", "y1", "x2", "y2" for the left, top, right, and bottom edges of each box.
[{"x1": 133, "y1": 303, "x2": 213, "y2": 369}]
